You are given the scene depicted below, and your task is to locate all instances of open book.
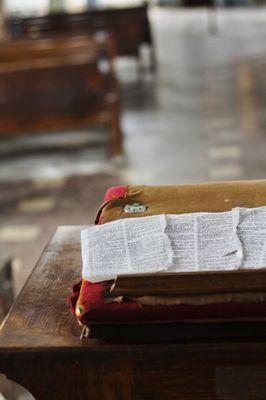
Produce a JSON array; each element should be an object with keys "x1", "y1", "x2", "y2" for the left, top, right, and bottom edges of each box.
[{"x1": 81, "y1": 206, "x2": 266, "y2": 296}]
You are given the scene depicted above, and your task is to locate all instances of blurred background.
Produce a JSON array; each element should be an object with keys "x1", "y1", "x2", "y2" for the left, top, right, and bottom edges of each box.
[{"x1": 0, "y1": 0, "x2": 266, "y2": 397}]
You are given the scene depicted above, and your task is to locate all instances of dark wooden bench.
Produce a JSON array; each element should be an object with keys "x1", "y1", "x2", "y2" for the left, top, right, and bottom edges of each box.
[
  {"x1": 5, "y1": 4, "x2": 155, "y2": 70},
  {"x1": 0, "y1": 34, "x2": 122, "y2": 155},
  {"x1": 1, "y1": 226, "x2": 266, "y2": 399}
]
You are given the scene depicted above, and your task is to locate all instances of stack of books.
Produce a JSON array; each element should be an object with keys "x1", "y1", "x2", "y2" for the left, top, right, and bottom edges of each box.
[
  {"x1": 74, "y1": 208, "x2": 266, "y2": 342},
  {"x1": 69, "y1": 181, "x2": 266, "y2": 342}
]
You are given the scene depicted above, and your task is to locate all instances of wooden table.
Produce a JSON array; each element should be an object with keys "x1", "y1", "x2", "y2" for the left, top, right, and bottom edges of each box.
[{"x1": 1, "y1": 226, "x2": 266, "y2": 399}]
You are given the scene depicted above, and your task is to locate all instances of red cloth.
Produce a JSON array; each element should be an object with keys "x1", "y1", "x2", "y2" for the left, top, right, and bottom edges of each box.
[
  {"x1": 69, "y1": 279, "x2": 266, "y2": 325},
  {"x1": 97, "y1": 185, "x2": 127, "y2": 224},
  {"x1": 103, "y1": 185, "x2": 127, "y2": 203},
  {"x1": 68, "y1": 185, "x2": 266, "y2": 325}
]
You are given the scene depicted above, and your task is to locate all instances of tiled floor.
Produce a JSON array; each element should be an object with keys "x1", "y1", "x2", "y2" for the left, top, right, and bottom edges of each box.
[
  {"x1": 1, "y1": 7, "x2": 266, "y2": 399},
  {"x1": 122, "y1": 8, "x2": 266, "y2": 184}
]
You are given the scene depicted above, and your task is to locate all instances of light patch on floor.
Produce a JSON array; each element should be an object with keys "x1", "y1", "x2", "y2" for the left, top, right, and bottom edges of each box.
[
  {"x1": 11, "y1": 257, "x2": 22, "y2": 276},
  {"x1": 17, "y1": 197, "x2": 55, "y2": 213},
  {"x1": 0, "y1": 153, "x2": 119, "y2": 182},
  {"x1": 207, "y1": 117, "x2": 237, "y2": 130},
  {"x1": 209, "y1": 130, "x2": 242, "y2": 144},
  {"x1": 33, "y1": 177, "x2": 67, "y2": 189},
  {"x1": 0, "y1": 225, "x2": 40, "y2": 243},
  {"x1": 209, "y1": 164, "x2": 244, "y2": 180},
  {"x1": 237, "y1": 62, "x2": 258, "y2": 138},
  {"x1": 208, "y1": 145, "x2": 242, "y2": 160}
]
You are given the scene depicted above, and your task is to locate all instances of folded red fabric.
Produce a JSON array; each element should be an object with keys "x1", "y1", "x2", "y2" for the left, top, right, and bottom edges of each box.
[{"x1": 69, "y1": 278, "x2": 266, "y2": 325}]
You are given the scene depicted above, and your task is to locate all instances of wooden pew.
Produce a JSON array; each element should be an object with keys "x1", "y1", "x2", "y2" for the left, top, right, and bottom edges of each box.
[
  {"x1": 0, "y1": 34, "x2": 123, "y2": 155},
  {"x1": 5, "y1": 4, "x2": 155, "y2": 69}
]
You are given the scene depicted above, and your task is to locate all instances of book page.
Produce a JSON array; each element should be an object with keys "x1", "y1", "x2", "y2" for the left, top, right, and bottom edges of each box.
[
  {"x1": 81, "y1": 206, "x2": 266, "y2": 282},
  {"x1": 81, "y1": 214, "x2": 173, "y2": 282},
  {"x1": 165, "y1": 213, "x2": 198, "y2": 271},
  {"x1": 237, "y1": 207, "x2": 266, "y2": 269},
  {"x1": 166, "y1": 209, "x2": 242, "y2": 272}
]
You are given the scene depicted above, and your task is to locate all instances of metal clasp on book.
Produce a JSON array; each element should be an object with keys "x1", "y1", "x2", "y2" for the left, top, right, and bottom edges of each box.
[{"x1": 123, "y1": 203, "x2": 147, "y2": 213}]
